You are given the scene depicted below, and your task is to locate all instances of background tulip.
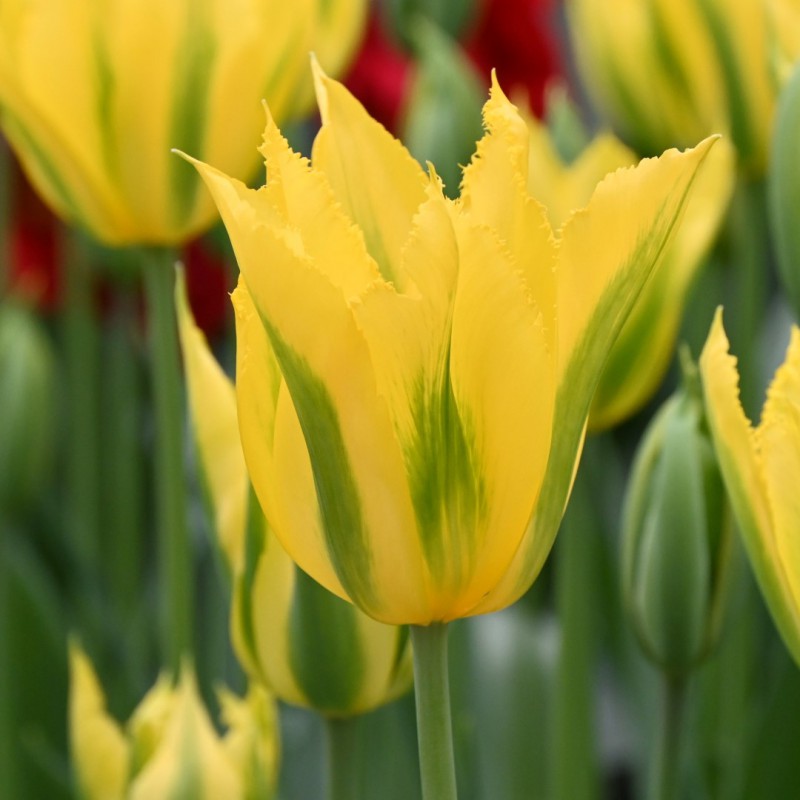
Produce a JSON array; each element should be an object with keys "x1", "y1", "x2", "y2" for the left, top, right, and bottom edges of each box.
[
  {"x1": 567, "y1": 0, "x2": 796, "y2": 175},
  {"x1": 700, "y1": 309, "x2": 800, "y2": 667},
  {"x1": 0, "y1": 0, "x2": 366, "y2": 245},
  {"x1": 69, "y1": 644, "x2": 278, "y2": 800}
]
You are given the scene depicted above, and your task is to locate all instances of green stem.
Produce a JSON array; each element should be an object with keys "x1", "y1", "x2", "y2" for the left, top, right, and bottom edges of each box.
[
  {"x1": 553, "y1": 464, "x2": 599, "y2": 800},
  {"x1": 649, "y1": 676, "x2": 687, "y2": 800},
  {"x1": 326, "y1": 716, "x2": 362, "y2": 800},
  {"x1": 142, "y1": 248, "x2": 193, "y2": 672},
  {"x1": 0, "y1": 519, "x2": 16, "y2": 799},
  {"x1": 63, "y1": 234, "x2": 100, "y2": 571},
  {"x1": 724, "y1": 177, "x2": 769, "y2": 418},
  {"x1": 410, "y1": 623, "x2": 458, "y2": 800}
]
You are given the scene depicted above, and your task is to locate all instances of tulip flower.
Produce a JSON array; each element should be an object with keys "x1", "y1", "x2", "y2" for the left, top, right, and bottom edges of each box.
[
  {"x1": 188, "y1": 63, "x2": 715, "y2": 800},
  {"x1": 0, "y1": 0, "x2": 366, "y2": 246},
  {"x1": 69, "y1": 644, "x2": 278, "y2": 800},
  {"x1": 185, "y1": 66, "x2": 716, "y2": 627},
  {"x1": 700, "y1": 309, "x2": 800, "y2": 666},
  {"x1": 175, "y1": 274, "x2": 413, "y2": 718},
  {"x1": 524, "y1": 116, "x2": 734, "y2": 430},
  {"x1": 567, "y1": 0, "x2": 798, "y2": 174}
]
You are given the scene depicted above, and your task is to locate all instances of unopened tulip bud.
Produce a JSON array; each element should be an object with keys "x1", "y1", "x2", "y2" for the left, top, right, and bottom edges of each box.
[{"x1": 622, "y1": 356, "x2": 733, "y2": 675}]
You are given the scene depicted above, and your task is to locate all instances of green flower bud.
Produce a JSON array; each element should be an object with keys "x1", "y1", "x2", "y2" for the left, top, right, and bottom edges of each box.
[
  {"x1": 0, "y1": 302, "x2": 55, "y2": 517},
  {"x1": 769, "y1": 60, "x2": 800, "y2": 318},
  {"x1": 622, "y1": 356, "x2": 733, "y2": 676}
]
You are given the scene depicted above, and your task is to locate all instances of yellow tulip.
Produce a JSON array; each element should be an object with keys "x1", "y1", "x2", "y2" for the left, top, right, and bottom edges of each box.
[
  {"x1": 69, "y1": 644, "x2": 278, "y2": 800},
  {"x1": 567, "y1": 0, "x2": 798, "y2": 174},
  {"x1": 700, "y1": 309, "x2": 800, "y2": 665},
  {"x1": 526, "y1": 117, "x2": 733, "y2": 430},
  {"x1": 176, "y1": 274, "x2": 412, "y2": 716},
  {"x1": 185, "y1": 65, "x2": 717, "y2": 626},
  {"x1": 0, "y1": 0, "x2": 366, "y2": 246}
]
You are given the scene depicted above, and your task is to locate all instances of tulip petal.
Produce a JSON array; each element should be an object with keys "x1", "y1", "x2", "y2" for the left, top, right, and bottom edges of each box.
[
  {"x1": 69, "y1": 644, "x2": 129, "y2": 800},
  {"x1": 311, "y1": 61, "x2": 428, "y2": 287},
  {"x1": 474, "y1": 136, "x2": 718, "y2": 613},
  {"x1": 232, "y1": 282, "x2": 345, "y2": 601},
  {"x1": 231, "y1": 238, "x2": 428, "y2": 622},
  {"x1": 129, "y1": 670, "x2": 242, "y2": 800},
  {"x1": 447, "y1": 216, "x2": 555, "y2": 619},
  {"x1": 700, "y1": 310, "x2": 800, "y2": 664},
  {"x1": 175, "y1": 270, "x2": 248, "y2": 572},
  {"x1": 460, "y1": 75, "x2": 557, "y2": 334},
  {"x1": 755, "y1": 326, "x2": 800, "y2": 653},
  {"x1": 258, "y1": 108, "x2": 381, "y2": 296}
]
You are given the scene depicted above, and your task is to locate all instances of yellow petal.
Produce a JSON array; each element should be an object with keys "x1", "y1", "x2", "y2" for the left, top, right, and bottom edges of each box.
[
  {"x1": 700, "y1": 310, "x2": 800, "y2": 664},
  {"x1": 175, "y1": 269, "x2": 248, "y2": 571},
  {"x1": 310, "y1": 62, "x2": 428, "y2": 287},
  {"x1": 68, "y1": 643, "x2": 130, "y2": 800},
  {"x1": 589, "y1": 137, "x2": 734, "y2": 430},
  {"x1": 474, "y1": 136, "x2": 719, "y2": 614},
  {"x1": 258, "y1": 107, "x2": 381, "y2": 296},
  {"x1": 446, "y1": 214, "x2": 555, "y2": 619},
  {"x1": 459, "y1": 74, "x2": 557, "y2": 337},
  {"x1": 129, "y1": 669, "x2": 242, "y2": 800}
]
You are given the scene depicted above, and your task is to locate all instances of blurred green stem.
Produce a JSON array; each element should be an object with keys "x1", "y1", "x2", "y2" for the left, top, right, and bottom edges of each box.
[
  {"x1": 63, "y1": 234, "x2": 100, "y2": 571},
  {"x1": 725, "y1": 177, "x2": 769, "y2": 417},
  {"x1": 142, "y1": 249, "x2": 192, "y2": 672},
  {"x1": 410, "y1": 623, "x2": 458, "y2": 800},
  {"x1": 553, "y1": 462, "x2": 599, "y2": 800},
  {"x1": 326, "y1": 716, "x2": 361, "y2": 800},
  {"x1": 649, "y1": 676, "x2": 686, "y2": 800},
  {"x1": 0, "y1": 520, "x2": 16, "y2": 799}
]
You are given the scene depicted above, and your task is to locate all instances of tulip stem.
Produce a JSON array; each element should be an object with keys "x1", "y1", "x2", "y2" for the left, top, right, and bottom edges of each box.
[
  {"x1": 142, "y1": 249, "x2": 193, "y2": 673},
  {"x1": 410, "y1": 623, "x2": 458, "y2": 800},
  {"x1": 649, "y1": 675, "x2": 687, "y2": 800},
  {"x1": 326, "y1": 716, "x2": 362, "y2": 800}
]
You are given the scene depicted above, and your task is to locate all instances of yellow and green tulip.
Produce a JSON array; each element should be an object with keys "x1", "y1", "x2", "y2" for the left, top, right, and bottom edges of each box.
[
  {"x1": 0, "y1": 0, "x2": 366, "y2": 246},
  {"x1": 69, "y1": 644, "x2": 278, "y2": 800},
  {"x1": 525, "y1": 116, "x2": 733, "y2": 431},
  {"x1": 700, "y1": 309, "x2": 800, "y2": 666},
  {"x1": 185, "y1": 64, "x2": 717, "y2": 626},
  {"x1": 176, "y1": 275, "x2": 412, "y2": 717},
  {"x1": 567, "y1": 0, "x2": 798, "y2": 175}
]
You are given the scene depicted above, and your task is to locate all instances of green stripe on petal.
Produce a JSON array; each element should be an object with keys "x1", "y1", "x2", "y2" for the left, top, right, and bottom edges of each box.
[
  {"x1": 288, "y1": 568, "x2": 365, "y2": 716},
  {"x1": 265, "y1": 322, "x2": 377, "y2": 611}
]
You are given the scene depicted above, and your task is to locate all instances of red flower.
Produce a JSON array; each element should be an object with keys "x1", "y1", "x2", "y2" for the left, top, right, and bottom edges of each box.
[{"x1": 467, "y1": 0, "x2": 562, "y2": 116}]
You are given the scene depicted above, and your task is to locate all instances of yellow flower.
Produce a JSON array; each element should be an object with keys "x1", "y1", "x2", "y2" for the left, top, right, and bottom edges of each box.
[
  {"x1": 0, "y1": 0, "x2": 366, "y2": 246},
  {"x1": 175, "y1": 274, "x2": 412, "y2": 717},
  {"x1": 69, "y1": 644, "x2": 278, "y2": 800},
  {"x1": 524, "y1": 117, "x2": 734, "y2": 430},
  {"x1": 567, "y1": 0, "x2": 798, "y2": 174},
  {"x1": 186, "y1": 65, "x2": 717, "y2": 626},
  {"x1": 700, "y1": 309, "x2": 800, "y2": 665}
]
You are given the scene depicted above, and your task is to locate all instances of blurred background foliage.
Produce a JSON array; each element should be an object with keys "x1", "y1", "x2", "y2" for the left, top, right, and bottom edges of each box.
[{"x1": 3, "y1": 0, "x2": 800, "y2": 797}]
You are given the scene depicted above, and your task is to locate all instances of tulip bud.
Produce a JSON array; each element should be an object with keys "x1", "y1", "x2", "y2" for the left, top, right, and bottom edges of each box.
[
  {"x1": 769, "y1": 60, "x2": 800, "y2": 318},
  {"x1": 69, "y1": 644, "x2": 278, "y2": 800},
  {"x1": 622, "y1": 355, "x2": 733, "y2": 676},
  {"x1": 0, "y1": 302, "x2": 55, "y2": 517},
  {"x1": 401, "y1": 20, "x2": 484, "y2": 196}
]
